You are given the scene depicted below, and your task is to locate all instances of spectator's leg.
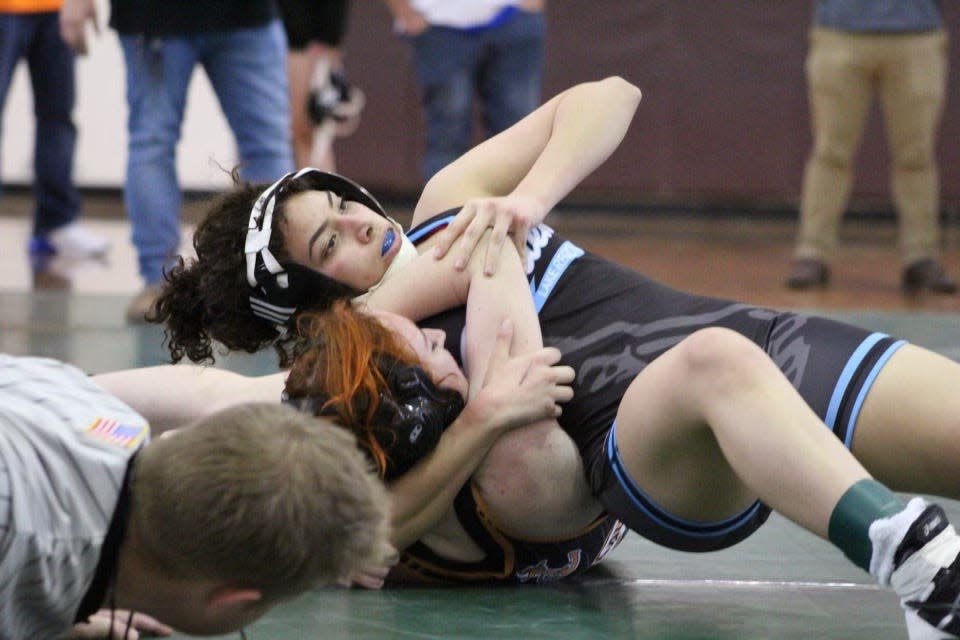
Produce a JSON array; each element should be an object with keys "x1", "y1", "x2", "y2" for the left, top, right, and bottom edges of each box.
[
  {"x1": 203, "y1": 19, "x2": 294, "y2": 183},
  {"x1": 410, "y1": 27, "x2": 477, "y2": 182},
  {"x1": 28, "y1": 12, "x2": 80, "y2": 236},
  {"x1": 794, "y1": 28, "x2": 873, "y2": 262},
  {"x1": 0, "y1": 13, "x2": 29, "y2": 209},
  {"x1": 880, "y1": 30, "x2": 947, "y2": 266},
  {"x1": 119, "y1": 34, "x2": 194, "y2": 285},
  {"x1": 477, "y1": 9, "x2": 545, "y2": 137}
]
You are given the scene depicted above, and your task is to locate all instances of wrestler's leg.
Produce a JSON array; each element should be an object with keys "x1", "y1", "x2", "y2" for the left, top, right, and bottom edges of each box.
[
  {"x1": 609, "y1": 328, "x2": 960, "y2": 639},
  {"x1": 474, "y1": 420, "x2": 602, "y2": 539},
  {"x1": 612, "y1": 326, "x2": 869, "y2": 537},
  {"x1": 851, "y1": 344, "x2": 960, "y2": 497}
]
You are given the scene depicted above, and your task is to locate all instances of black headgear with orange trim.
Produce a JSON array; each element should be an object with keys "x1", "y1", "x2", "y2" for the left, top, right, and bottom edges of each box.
[{"x1": 244, "y1": 168, "x2": 387, "y2": 325}]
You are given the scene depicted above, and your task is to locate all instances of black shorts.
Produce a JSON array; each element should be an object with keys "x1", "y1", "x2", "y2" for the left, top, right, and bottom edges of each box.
[
  {"x1": 389, "y1": 483, "x2": 628, "y2": 584},
  {"x1": 276, "y1": 0, "x2": 349, "y2": 49},
  {"x1": 591, "y1": 329, "x2": 906, "y2": 553}
]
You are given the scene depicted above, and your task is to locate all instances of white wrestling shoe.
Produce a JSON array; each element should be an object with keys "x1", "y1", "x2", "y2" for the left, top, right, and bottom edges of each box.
[{"x1": 871, "y1": 498, "x2": 960, "y2": 639}]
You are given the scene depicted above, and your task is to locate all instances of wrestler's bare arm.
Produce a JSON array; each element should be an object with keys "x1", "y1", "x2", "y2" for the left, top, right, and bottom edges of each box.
[
  {"x1": 389, "y1": 322, "x2": 573, "y2": 549},
  {"x1": 92, "y1": 366, "x2": 286, "y2": 435},
  {"x1": 366, "y1": 229, "x2": 541, "y2": 387},
  {"x1": 94, "y1": 339, "x2": 571, "y2": 555},
  {"x1": 418, "y1": 77, "x2": 642, "y2": 271}
]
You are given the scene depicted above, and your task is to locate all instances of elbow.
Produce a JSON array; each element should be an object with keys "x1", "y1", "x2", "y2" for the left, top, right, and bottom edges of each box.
[{"x1": 604, "y1": 76, "x2": 642, "y2": 105}]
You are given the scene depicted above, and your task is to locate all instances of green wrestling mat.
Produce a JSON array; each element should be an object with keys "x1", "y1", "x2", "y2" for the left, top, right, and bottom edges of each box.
[{"x1": 2, "y1": 292, "x2": 957, "y2": 640}]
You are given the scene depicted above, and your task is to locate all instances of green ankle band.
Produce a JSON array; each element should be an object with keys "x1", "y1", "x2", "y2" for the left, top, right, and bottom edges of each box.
[{"x1": 828, "y1": 479, "x2": 904, "y2": 571}]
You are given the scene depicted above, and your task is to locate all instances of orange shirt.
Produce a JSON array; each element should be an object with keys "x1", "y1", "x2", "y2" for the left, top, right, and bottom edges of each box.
[{"x1": 0, "y1": 0, "x2": 62, "y2": 12}]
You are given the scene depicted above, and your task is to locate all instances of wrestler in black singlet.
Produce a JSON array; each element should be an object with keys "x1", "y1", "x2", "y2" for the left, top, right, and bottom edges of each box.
[{"x1": 408, "y1": 211, "x2": 906, "y2": 553}]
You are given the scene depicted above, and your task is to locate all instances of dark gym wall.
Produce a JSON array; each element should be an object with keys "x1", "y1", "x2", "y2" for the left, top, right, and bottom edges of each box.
[{"x1": 337, "y1": 2, "x2": 960, "y2": 208}]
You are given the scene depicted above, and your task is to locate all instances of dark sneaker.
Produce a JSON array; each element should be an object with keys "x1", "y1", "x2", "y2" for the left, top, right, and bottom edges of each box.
[
  {"x1": 785, "y1": 258, "x2": 830, "y2": 289},
  {"x1": 902, "y1": 258, "x2": 957, "y2": 295},
  {"x1": 890, "y1": 504, "x2": 960, "y2": 639}
]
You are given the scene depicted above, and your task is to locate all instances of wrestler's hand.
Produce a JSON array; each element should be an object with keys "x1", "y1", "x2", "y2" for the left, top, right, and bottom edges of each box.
[
  {"x1": 469, "y1": 320, "x2": 574, "y2": 429},
  {"x1": 69, "y1": 609, "x2": 172, "y2": 639},
  {"x1": 337, "y1": 543, "x2": 399, "y2": 590},
  {"x1": 59, "y1": 0, "x2": 99, "y2": 55},
  {"x1": 432, "y1": 194, "x2": 547, "y2": 275}
]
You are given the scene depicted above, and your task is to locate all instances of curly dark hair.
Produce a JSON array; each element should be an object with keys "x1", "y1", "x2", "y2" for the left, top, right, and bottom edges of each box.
[{"x1": 151, "y1": 170, "x2": 354, "y2": 367}]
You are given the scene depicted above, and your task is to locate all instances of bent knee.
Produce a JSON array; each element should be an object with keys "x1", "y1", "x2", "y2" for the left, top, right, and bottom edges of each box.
[
  {"x1": 675, "y1": 327, "x2": 763, "y2": 366},
  {"x1": 673, "y1": 328, "x2": 770, "y2": 385}
]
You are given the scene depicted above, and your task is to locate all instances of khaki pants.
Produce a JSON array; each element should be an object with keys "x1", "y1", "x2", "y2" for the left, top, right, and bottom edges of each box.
[{"x1": 795, "y1": 27, "x2": 948, "y2": 264}]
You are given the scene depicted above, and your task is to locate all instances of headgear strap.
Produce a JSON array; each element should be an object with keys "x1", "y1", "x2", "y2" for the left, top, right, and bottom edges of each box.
[
  {"x1": 244, "y1": 168, "x2": 387, "y2": 325},
  {"x1": 245, "y1": 168, "x2": 305, "y2": 290}
]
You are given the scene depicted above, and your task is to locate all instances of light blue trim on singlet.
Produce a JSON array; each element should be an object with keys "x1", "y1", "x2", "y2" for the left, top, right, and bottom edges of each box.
[
  {"x1": 823, "y1": 332, "x2": 906, "y2": 446},
  {"x1": 823, "y1": 333, "x2": 884, "y2": 429},
  {"x1": 529, "y1": 241, "x2": 584, "y2": 313},
  {"x1": 605, "y1": 422, "x2": 764, "y2": 538},
  {"x1": 841, "y1": 339, "x2": 907, "y2": 448},
  {"x1": 406, "y1": 217, "x2": 452, "y2": 244},
  {"x1": 407, "y1": 215, "x2": 583, "y2": 313}
]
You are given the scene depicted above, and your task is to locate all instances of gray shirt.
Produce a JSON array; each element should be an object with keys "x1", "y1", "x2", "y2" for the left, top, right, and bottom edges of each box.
[
  {"x1": 815, "y1": 0, "x2": 942, "y2": 32},
  {"x1": 0, "y1": 355, "x2": 148, "y2": 640}
]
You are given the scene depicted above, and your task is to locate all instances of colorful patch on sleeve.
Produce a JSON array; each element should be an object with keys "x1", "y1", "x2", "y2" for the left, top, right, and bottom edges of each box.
[{"x1": 84, "y1": 417, "x2": 149, "y2": 449}]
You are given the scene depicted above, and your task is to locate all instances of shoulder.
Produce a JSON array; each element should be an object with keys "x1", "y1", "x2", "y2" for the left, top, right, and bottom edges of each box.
[
  {"x1": 406, "y1": 209, "x2": 461, "y2": 247},
  {"x1": 0, "y1": 355, "x2": 147, "y2": 476}
]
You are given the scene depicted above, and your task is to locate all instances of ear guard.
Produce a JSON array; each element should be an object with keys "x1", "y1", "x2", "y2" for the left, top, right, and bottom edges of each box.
[
  {"x1": 283, "y1": 358, "x2": 465, "y2": 480},
  {"x1": 244, "y1": 167, "x2": 388, "y2": 325}
]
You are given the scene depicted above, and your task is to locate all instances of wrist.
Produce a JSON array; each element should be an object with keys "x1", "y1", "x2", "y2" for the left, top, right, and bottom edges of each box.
[
  {"x1": 458, "y1": 392, "x2": 508, "y2": 435},
  {"x1": 511, "y1": 187, "x2": 556, "y2": 220}
]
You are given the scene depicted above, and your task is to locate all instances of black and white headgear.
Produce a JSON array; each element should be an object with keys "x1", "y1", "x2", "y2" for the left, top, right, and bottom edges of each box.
[{"x1": 244, "y1": 167, "x2": 387, "y2": 325}]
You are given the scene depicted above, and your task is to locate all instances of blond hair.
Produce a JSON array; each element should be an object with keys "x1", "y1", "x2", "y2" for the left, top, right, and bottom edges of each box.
[{"x1": 131, "y1": 402, "x2": 389, "y2": 599}]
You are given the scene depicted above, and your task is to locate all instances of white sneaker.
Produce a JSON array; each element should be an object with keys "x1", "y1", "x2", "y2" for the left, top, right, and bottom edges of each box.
[{"x1": 47, "y1": 222, "x2": 110, "y2": 259}]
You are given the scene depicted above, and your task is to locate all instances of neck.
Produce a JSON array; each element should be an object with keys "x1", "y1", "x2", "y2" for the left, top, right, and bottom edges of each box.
[
  {"x1": 114, "y1": 532, "x2": 266, "y2": 636},
  {"x1": 111, "y1": 525, "x2": 160, "y2": 612},
  {"x1": 113, "y1": 527, "x2": 218, "y2": 629}
]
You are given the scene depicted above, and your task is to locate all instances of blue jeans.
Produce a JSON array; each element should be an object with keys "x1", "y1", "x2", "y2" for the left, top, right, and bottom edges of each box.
[
  {"x1": 0, "y1": 11, "x2": 80, "y2": 236},
  {"x1": 119, "y1": 19, "x2": 293, "y2": 284},
  {"x1": 408, "y1": 9, "x2": 545, "y2": 181}
]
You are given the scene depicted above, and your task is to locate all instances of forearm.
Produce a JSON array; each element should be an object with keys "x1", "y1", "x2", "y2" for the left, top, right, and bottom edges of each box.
[
  {"x1": 364, "y1": 247, "x2": 467, "y2": 319},
  {"x1": 93, "y1": 366, "x2": 286, "y2": 434},
  {"x1": 414, "y1": 76, "x2": 641, "y2": 225},
  {"x1": 368, "y1": 227, "x2": 532, "y2": 330},
  {"x1": 512, "y1": 76, "x2": 642, "y2": 213},
  {"x1": 388, "y1": 401, "x2": 502, "y2": 549},
  {"x1": 463, "y1": 241, "x2": 542, "y2": 390}
]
